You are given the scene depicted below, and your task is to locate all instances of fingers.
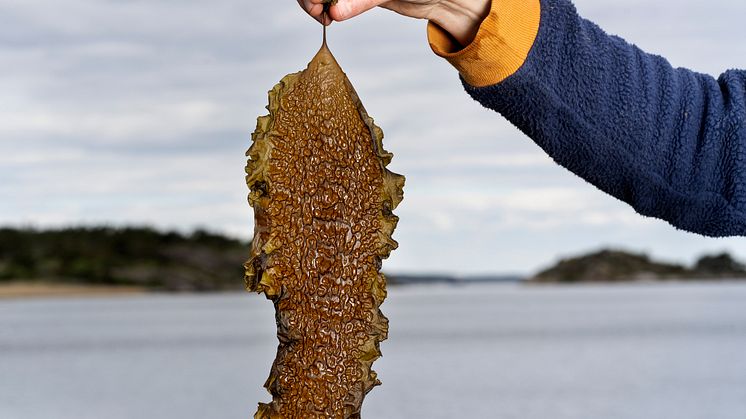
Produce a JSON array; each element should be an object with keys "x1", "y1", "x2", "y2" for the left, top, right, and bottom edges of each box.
[
  {"x1": 309, "y1": 0, "x2": 390, "y2": 22},
  {"x1": 298, "y1": 0, "x2": 332, "y2": 25}
]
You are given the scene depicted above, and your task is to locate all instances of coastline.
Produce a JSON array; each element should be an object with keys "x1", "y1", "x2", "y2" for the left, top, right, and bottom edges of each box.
[
  {"x1": 0, "y1": 282, "x2": 147, "y2": 299},
  {"x1": 3, "y1": 277, "x2": 744, "y2": 300}
]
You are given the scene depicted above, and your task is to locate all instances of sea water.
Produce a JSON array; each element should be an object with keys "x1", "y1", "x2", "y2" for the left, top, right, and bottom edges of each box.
[{"x1": 1, "y1": 282, "x2": 745, "y2": 419}]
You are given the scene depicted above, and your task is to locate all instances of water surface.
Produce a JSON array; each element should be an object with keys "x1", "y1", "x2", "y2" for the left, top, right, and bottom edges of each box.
[{"x1": 1, "y1": 282, "x2": 745, "y2": 418}]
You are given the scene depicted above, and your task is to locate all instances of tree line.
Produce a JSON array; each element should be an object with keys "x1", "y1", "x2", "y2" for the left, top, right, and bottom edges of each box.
[{"x1": 0, "y1": 227, "x2": 250, "y2": 291}]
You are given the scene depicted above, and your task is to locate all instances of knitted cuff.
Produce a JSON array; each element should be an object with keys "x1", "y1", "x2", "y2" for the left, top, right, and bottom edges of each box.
[{"x1": 427, "y1": 0, "x2": 541, "y2": 87}]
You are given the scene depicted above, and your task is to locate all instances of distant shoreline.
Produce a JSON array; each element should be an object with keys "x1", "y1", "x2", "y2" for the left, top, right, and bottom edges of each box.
[
  {"x1": 0, "y1": 282, "x2": 146, "y2": 299},
  {"x1": 6, "y1": 278, "x2": 746, "y2": 300}
]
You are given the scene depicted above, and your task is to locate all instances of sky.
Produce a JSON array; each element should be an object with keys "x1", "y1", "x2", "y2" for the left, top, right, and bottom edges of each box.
[{"x1": 2, "y1": 0, "x2": 746, "y2": 275}]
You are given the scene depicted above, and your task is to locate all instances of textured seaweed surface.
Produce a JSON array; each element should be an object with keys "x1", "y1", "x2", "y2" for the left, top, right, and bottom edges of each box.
[{"x1": 245, "y1": 40, "x2": 404, "y2": 419}]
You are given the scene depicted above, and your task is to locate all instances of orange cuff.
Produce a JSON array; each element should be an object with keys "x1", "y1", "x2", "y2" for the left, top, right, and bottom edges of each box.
[{"x1": 427, "y1": 0, "x2": 541, "y2": 87}]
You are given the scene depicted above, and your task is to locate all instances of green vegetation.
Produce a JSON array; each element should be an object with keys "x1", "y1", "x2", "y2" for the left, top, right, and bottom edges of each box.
[
  {"x1": 0, "y1": 227, "x2": 249, "y2": 291},
  {"x1": 532, "y1": 249, "x2": 746, "y2": 283}
]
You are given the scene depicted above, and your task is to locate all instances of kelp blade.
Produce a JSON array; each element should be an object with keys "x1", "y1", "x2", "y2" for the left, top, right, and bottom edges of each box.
[{"x1": 246, "y1": 42, "x2": 404, "y2": 418}]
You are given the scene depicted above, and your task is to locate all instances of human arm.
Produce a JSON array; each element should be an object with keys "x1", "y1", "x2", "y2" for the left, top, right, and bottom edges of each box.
[{"x1": 433, "y1": 0, "x2": 746, "y2": 236}]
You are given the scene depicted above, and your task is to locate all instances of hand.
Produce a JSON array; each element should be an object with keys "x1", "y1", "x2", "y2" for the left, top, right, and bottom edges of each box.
[{"x1": 298, "y1": 0, "x2": 491, "y2": 46}]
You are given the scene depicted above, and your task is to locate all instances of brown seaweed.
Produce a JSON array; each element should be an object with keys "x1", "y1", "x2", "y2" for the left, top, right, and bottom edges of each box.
[{"x1": 245, "y1": 30, "x2": 404, "y2": 419}]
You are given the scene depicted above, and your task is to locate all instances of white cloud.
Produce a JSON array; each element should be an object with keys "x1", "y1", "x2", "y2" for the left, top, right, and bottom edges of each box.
[{"x1": 0, "y1": 100, "x2": 230, "y2": 141}]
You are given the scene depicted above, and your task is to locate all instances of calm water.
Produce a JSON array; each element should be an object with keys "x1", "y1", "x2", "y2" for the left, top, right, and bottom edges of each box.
[{"x1": 1, "y1": 282, "x2": 745, "y2": 419}]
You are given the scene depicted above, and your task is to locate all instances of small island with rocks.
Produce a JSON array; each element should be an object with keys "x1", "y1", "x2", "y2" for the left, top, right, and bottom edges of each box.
[{"x1": 531, "y1": 249, "x2": 746, "y2": 283}]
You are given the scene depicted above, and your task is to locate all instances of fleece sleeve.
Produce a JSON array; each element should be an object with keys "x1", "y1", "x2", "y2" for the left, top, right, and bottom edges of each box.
[{"x1": 432, "y1": 0, "x2": 746, "y2": 237}]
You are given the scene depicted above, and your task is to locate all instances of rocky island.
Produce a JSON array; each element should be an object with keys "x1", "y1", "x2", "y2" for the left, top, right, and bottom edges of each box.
[{"x1": 531, "y1": 249, "x2": 746, "y2": 283}]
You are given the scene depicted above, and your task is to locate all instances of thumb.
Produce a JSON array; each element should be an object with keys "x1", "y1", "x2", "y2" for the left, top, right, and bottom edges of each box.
[{"x1": 329, "y1": 0, "x2": 390, "y2": 21}]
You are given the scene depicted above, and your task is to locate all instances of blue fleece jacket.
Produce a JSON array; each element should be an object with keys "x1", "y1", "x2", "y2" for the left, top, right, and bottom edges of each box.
[{"x1": 464, "y1": 0, "x2": 746, "y2": 237}]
